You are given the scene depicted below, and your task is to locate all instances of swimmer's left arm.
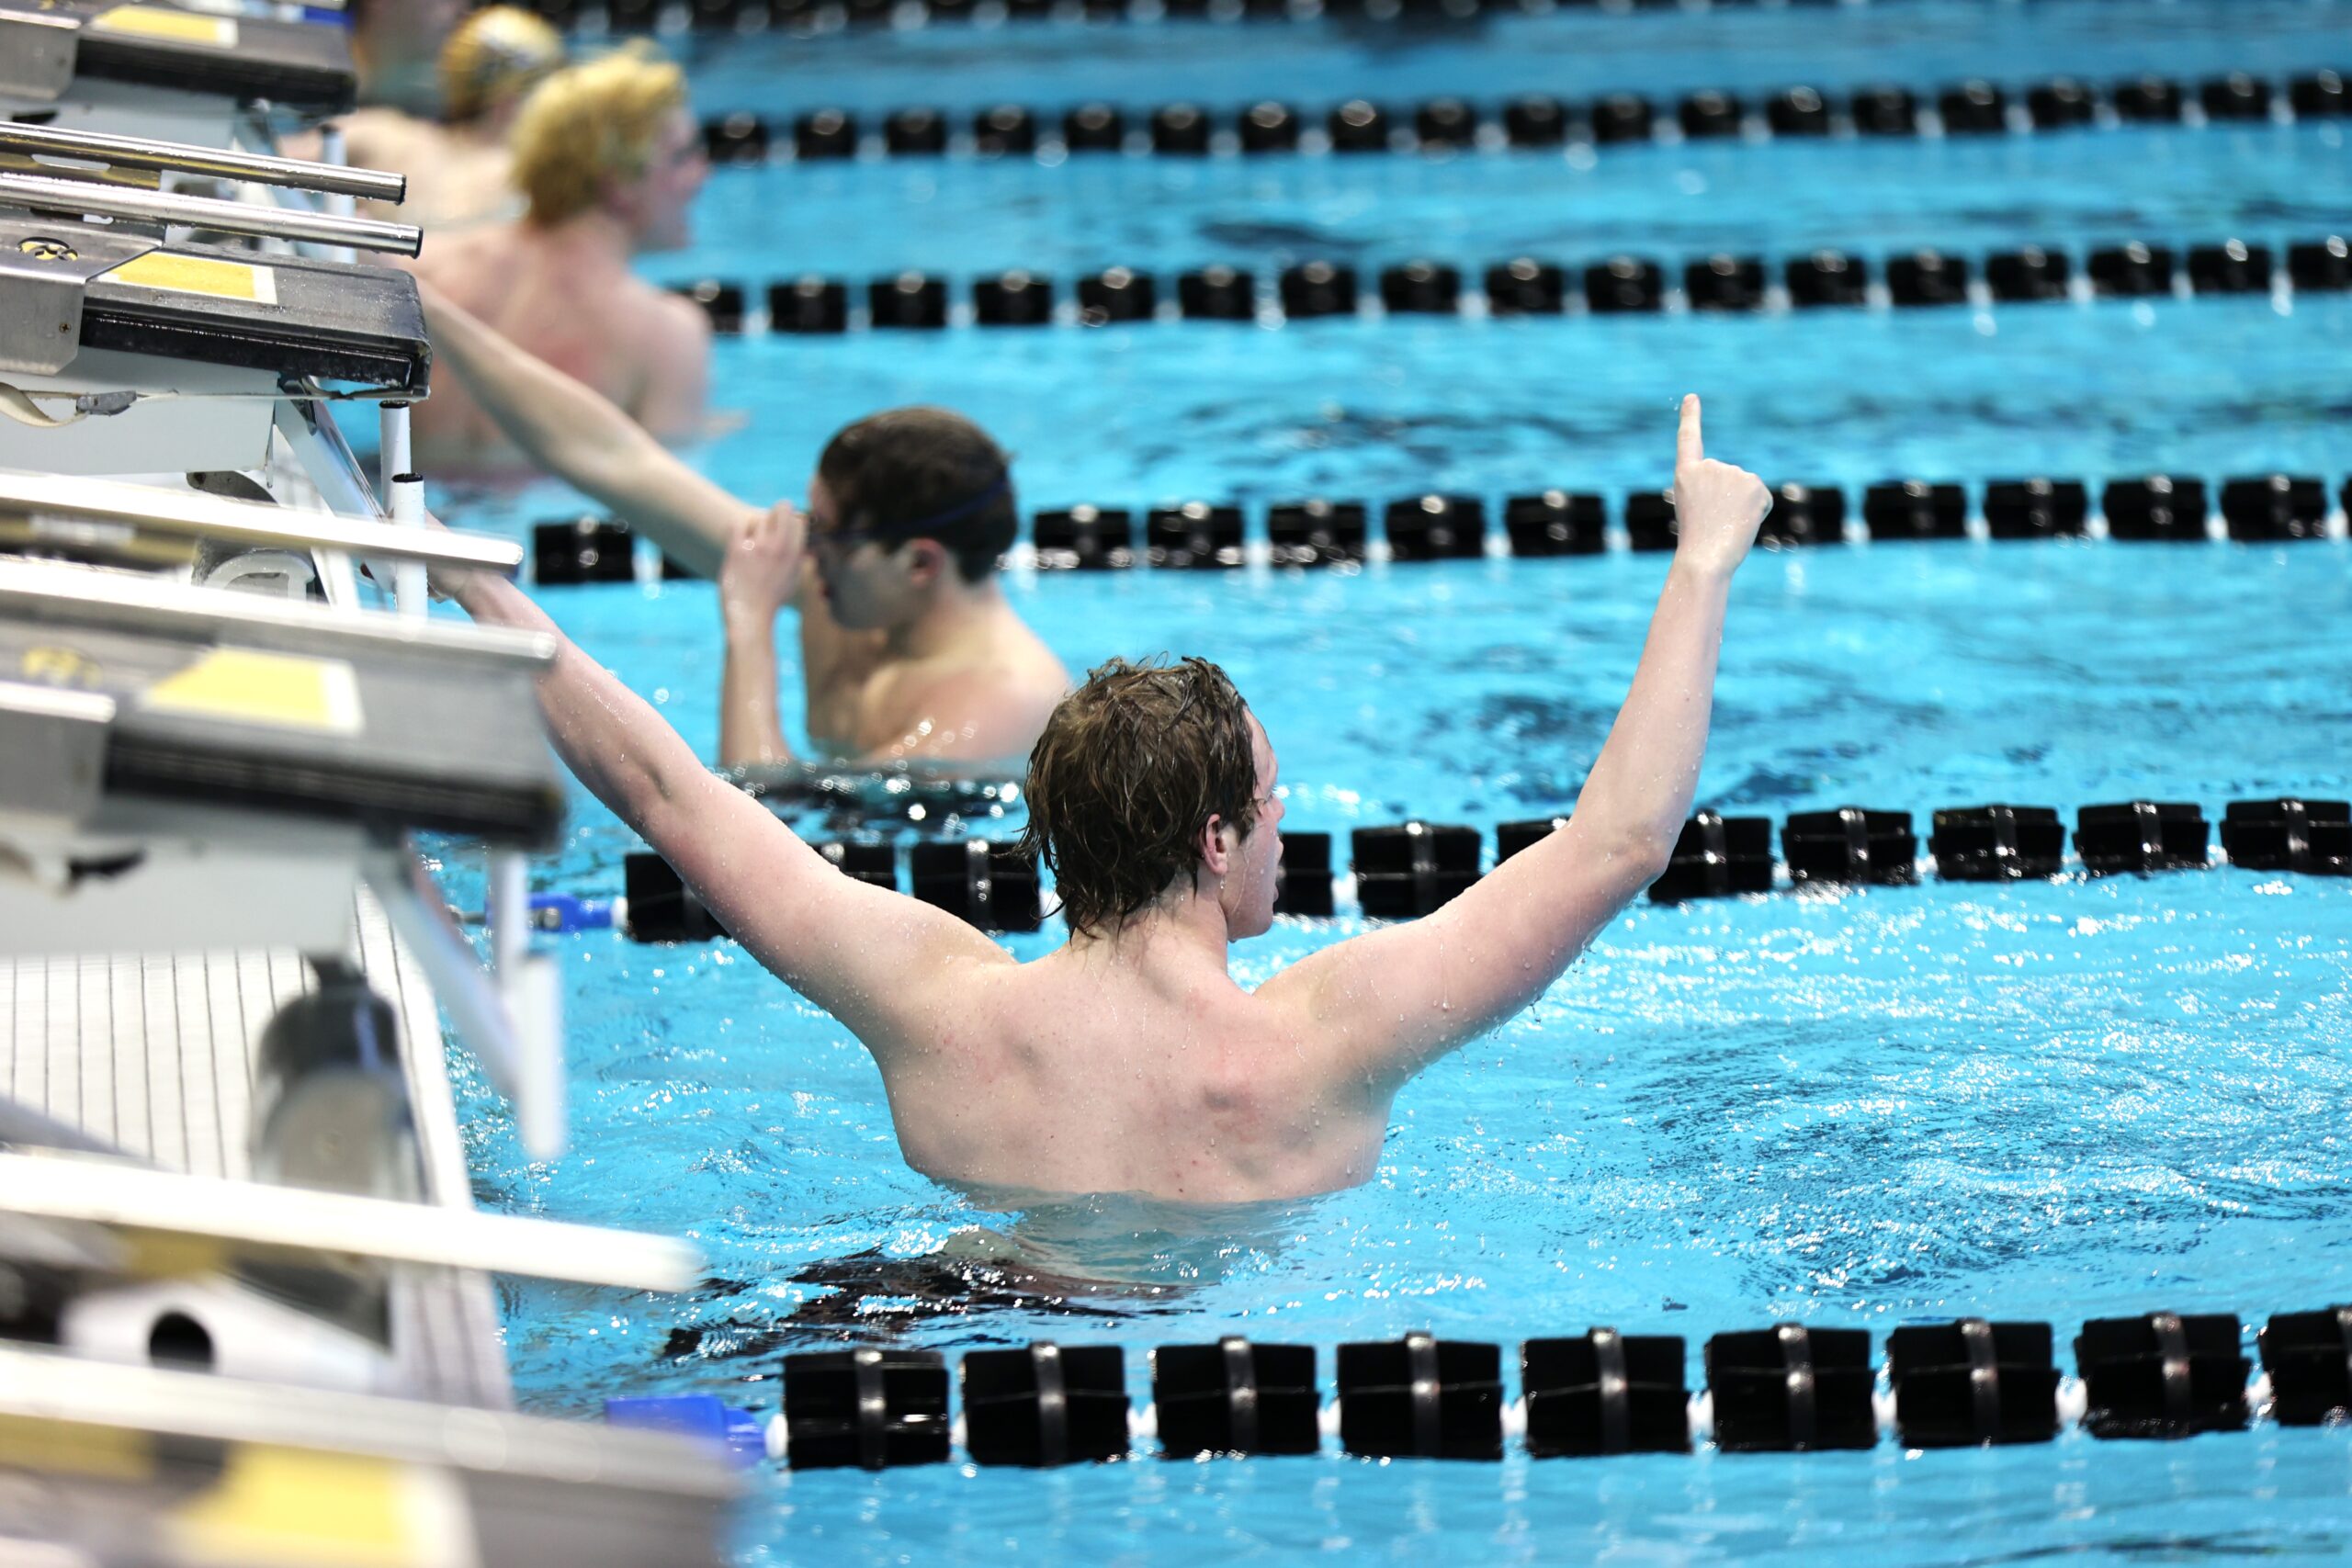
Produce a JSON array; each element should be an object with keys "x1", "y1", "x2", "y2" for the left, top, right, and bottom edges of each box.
[
  {"x1": 447, "y1": 566, "x2": 724, "y2": 834},
  {"x1": 448, "y1": 565, "x2": 1013, "y2": 1054},
  {"x1": 719, "y1": 609, "x2": 792, "y2": 768},
  {"x1": 1265, "y1": 811, "x2": 1671, "y2": 1089}
]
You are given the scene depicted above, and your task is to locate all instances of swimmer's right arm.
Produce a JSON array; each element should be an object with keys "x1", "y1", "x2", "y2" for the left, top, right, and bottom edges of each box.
[
  {"x1": 718, "y1": 502, "x2": 801, "y2": 767},
  {"x1": 444, "y1": 560, "x2": 1016, "y2": 1050},
  {"x1": 1271, "y1": 396, "x2": 1772, "y2": 1088},
  {"x1": 419, "y1": 283, "x2": 751, "y2": 578}
]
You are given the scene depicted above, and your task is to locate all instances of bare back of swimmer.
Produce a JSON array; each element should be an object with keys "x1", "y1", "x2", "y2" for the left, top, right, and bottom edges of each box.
[
  {"x1": 442, "y1": 397, "x2": 1770, "y2": 1201},
  {"x1": 334, "y1": 6, "x2": 564, "y2": 230}
]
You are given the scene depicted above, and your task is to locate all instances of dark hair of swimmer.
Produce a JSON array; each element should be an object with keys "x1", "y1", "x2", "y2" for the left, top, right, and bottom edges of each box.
[
  {"x1": 814, "y1": 406, "x2": 1019, "y2": 583},
  {"x1": 1018, "y1": 656, "x2": 1260, "y2": 938}
]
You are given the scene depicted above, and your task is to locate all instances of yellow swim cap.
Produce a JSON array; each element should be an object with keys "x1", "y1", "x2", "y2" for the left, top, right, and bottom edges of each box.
[{"x1": 438, "y1": 6, "x2": 564, "y2": 126}]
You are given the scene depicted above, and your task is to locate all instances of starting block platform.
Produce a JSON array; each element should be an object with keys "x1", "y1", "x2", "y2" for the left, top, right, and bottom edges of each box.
[
  {"x1": 0, "y1": 896, "x2": 524, "y2": 1408},
  {"x1": 0, "y1": 554, "x2": 560, "y2": 852},
  {"x1": 0, "y1": 127, "x2": 423, "y2": 474},
  {"x1": 0, "y1": 1341, "x2": 739, "y2": 1566},
  {"x1": 0, "y1": 106, "x2": 738, "y2": 1564},
  {"x1": 0, "y1": 0, "x2": 356, "y2": 144},
  {"x1": 0, "y1": 217, "x2": 433, "y2": 392}
]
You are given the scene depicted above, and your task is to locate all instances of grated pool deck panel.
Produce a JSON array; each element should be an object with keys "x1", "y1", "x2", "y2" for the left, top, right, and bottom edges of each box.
[{"x1": 0, "y1": 890, "x2": 511, "y2": 1409}]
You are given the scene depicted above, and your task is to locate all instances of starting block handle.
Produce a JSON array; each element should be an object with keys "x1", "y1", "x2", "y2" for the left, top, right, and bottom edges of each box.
[
  {"x1": 387, "y1": 470, "x2": 426, "y2": 616},
  {"x1": 0, "y1": 119, "x2": 404, "y2": 203},
  {"x1": 0, "y1": 171, "x2": 421, "y2": 257},
  {"x1": 487, "y1": 850, "x2": 565, "y2": 1157},
  {"x1": 375, "y1": 851, "x2": 570, "y2": 1162}
]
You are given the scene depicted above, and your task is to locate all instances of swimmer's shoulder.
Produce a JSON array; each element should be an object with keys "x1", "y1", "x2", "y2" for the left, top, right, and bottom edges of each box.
[
  {"x1": 340, "y1": 107, "x2": 436, "y2": 164},
  {"x1": 642, "y1": 278, "x2": 711, "y2": 329},
  {"x1": 409, "y1": 149, "x2": 526, "y2": 233},
  {"x1": 996, "y1": 600, "x2": 1071, "y2": 692},
  {"x1": 1158, "y1": 987, "x2": 1338, "y2": 1114},
  {"x1": 888, "y1": 653, "x2": 1061, "y2": 759},
  {"x1": 405, "y1": 221, "x2": 497, "y2": 287},
  {"x1": 612, "y1": 280, "x2": 713, "y2": 400},
  {"x1": 634, "y1": 287, "x2": 716, "y2": 375},
  {"x1": 1233, "y1": 964, "x2": 1352, "y2": 1071}
]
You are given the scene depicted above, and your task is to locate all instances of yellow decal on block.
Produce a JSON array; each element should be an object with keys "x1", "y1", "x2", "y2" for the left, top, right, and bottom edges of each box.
[
  {"x1": 100, "y1": 251, "x2": 277, "y2": 306},
  {"x1": 20, "y1": 645, "x2": 104, "y2": 688},
  {"x1": 0, "y1": 1415, "x2": 156, "y2": 1481},
  {"x1": 169, "y1": 1446, "x2": 469, "y2": 1568},
  {"x1": 120, "y1": 1226, "x2": 231, "y2": 1280},
  {"x1": 87, "y1": 4, "x2": 238, "y2": 48},
  {"x1": 141, "y1": 648, "x2": 361, "y2": 736}
]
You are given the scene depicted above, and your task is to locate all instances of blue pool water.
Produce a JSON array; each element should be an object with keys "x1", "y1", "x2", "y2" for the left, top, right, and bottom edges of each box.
[{"x1": 412, "y1": 0, "x2": 2352, "y2": 1560}]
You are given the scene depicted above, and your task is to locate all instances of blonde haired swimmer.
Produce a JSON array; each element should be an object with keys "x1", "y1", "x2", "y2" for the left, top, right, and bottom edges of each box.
[
  {"x1": 403, "y1": 44, "x2": 711, "y2": 468},
  {"x1": 508, "y1": 43, "x2": 692, "y2": 235},
  {"x1": 330, "y1": 5, "x2": 566, "y2": 230},
  {"x1": 432, "y1": 397, "x2": 1773, "y2": 1203},
  {"x1": 439, "y1": 6, "x2": 563, "y2": 128}
]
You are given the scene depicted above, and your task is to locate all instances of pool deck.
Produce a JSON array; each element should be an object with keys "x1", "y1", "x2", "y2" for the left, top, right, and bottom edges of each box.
[{"x1": 0, "y1": 893, "x2": 512, "y2": 1409}]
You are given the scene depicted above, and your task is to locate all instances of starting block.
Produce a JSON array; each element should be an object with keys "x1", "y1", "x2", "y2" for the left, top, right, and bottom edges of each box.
[{"x1": 0, "y1": 0, "x2": 355, "y2": 145}]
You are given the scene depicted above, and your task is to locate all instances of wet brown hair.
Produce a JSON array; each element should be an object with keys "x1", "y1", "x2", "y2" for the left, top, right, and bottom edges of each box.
[
  {"x1": 816, "y1": 407, "x2": 1017, "y2": 583},
  {"x1": 1018, "y1": 657, "x2": 1259, "y2": 937}
]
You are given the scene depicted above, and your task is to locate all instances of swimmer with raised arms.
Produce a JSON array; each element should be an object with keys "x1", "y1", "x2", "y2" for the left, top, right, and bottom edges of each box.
[{"x1": 439, "y1": 398, "x2": 1770, "y2": 1202}]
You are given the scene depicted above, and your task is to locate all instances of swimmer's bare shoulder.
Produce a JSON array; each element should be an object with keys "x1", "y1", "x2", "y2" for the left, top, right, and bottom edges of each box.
[
  {"x1": 856, "y1": 637, "x2": 1070, "y2": 763},
  {"x1": 338, "y1": 107, "x2": 441, "y2": 175},
  {"x1": 402, "y1": 222, "x2": 495, "y2": 295},
  {"x1": 617, "y1": 281, "x2": 711, "y2": 440},
  {"x1": 640, "y1": 283, "x2": 711, "y2": 337},
  {"x1": 625, "y1": 730, "x2": 1016, "y2": 1066},
  {"x1": 1249, "y1": 829, "x2": 1650, "y2": 1096}
]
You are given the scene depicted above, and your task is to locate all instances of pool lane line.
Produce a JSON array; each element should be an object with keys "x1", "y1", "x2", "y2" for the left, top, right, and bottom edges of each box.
[
  {"x1": 600, "y1": 801, "x2": 2344, "y2": 940},
  {"x1": 571, "y1": 0, "x2": 2346, "y2": 50},
  {"x1": 626, "y1": 1312, "x2": 2350, "y2": 1470},
  {"x1": 694, "y1": 70, "x2": 2346, "y2": 165},
  {"x1": 532, "y1": 474, "x2": 2351, "y2": 589},
  {"x1": 666, "y1": 235, "x2": 2351, "y2": 332}
]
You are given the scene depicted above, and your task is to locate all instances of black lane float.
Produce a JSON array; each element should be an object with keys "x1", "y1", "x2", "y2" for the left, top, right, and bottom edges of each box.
[
  {"x1": 664, "y1": 231, "x2": 2350, "y2": 333},
  {"x1": 684, "y1": 63, "x2": 2351, "y2": 163},
  {"x1": 531, "y1": 465, "x2": 2344, "y2": 584},
  {"x1": 611, "y1": 794, "x2": 2342, "y2": 943},
  {"x1": 718, "y1": 1303, "x2": 2352, "y2": 1470}
]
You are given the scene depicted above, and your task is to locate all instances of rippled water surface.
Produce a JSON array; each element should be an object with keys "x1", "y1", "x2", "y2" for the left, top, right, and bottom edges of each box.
[{"x1": 425, "y1": 1, "x2": 2352, "y2": 1561}]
